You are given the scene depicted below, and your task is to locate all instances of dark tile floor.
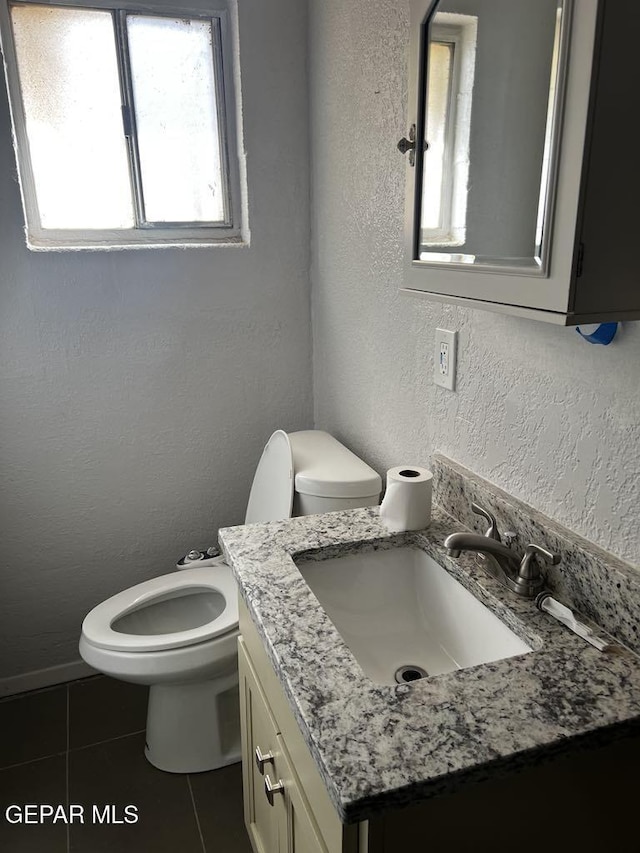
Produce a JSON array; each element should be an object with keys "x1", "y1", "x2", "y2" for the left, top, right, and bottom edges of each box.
[{"x1": 0, "y1": 676, "x2": 252, "y2": 853}]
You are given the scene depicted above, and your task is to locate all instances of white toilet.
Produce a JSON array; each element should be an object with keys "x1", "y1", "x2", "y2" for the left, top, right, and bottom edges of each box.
[{"x1": 79, "y1": 430, "x2": 381, "y2": 774}]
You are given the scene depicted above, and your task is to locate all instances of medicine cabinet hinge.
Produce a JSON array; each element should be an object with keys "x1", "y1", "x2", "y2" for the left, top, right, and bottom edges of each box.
[{"x1": 576, "y1": 242, "x2": 585, "y2": 278}]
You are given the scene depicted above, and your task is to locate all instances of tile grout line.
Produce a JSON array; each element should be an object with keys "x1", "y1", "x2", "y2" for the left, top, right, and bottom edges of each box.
[
  {"x1": 187, "y1": 775, "x2": 207, "y2": 853},
  {"x1": 0, "y1": 682, "x2": 81, "y2": 706},
  {"x1": 0, "y1": 749, "x2": 68, "y2": 773},
  {"x1": 0, "y1": 727, "x2": 148, "y2": 773},
  {"x1": 69, "y1": 728, "x2": 147, "y2": 755},
  {"x1": 66, "y1": 684, "x2": 70, "y2": 853}
]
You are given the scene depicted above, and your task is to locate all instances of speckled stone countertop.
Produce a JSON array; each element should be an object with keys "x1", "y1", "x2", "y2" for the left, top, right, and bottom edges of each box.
[{"x1": 219, "y1": 504, "x2": 640, "y2": 824}]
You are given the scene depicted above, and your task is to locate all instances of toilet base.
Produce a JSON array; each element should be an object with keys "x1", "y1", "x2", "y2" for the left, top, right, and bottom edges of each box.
[{"x1": 144, "y1": 671, "x2": 241, "y2": 773}]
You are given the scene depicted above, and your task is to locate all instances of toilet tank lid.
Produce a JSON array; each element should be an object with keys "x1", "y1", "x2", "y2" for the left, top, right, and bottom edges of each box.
[{"x1": 289, "y1": 430, "x2": 382, "y2": 499}]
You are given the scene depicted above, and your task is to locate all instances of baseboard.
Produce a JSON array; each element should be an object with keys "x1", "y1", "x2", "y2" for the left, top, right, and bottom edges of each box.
[{"x1": 0, "y1": 660, "x2": 97, "y2": 698}]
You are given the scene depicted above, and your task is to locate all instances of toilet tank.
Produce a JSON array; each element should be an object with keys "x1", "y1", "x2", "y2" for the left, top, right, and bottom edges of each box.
[{"x1": 288, "y1": 431, "x2": 382, "y2": 516}]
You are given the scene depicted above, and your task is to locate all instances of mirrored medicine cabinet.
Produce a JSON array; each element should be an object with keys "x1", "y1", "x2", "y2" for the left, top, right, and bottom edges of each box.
[{"x1": 401, "y1": 0, "x2": 640, "y2": 325}]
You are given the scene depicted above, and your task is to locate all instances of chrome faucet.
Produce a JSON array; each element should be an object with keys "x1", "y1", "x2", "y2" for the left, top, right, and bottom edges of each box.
[{"x1": 444, "y1": 503, "x2": 560, "y2": 598}]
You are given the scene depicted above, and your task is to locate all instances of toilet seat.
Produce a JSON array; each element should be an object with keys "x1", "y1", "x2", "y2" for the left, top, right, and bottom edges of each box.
[
  {"x1": 77, "y1": 428, "x2": 383, "y2": 774},
  {"x1": 81, "y1": 564, "x2": 238, "y2": 654}
]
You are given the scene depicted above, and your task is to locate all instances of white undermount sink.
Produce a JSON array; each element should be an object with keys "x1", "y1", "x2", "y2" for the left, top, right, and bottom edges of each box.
[{"x1": 295, "y1": 546, "x2": 532, "y2": 685}]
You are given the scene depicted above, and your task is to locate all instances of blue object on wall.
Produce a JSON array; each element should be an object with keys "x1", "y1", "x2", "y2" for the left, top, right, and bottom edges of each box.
[{"x1": 576, "y1": 322, "x2": 618, "y2": 345}]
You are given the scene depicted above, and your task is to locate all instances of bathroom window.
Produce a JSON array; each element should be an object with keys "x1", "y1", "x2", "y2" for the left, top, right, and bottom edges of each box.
[
  {"x1": 0, "y1": 0, "x2": 243, "y2": 249},
  {"x1": 420, "y1": 15, "x2": 477, "y2": 251}
]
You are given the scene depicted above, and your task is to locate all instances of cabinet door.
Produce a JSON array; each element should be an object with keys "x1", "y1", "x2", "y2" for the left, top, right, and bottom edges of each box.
[
  {"x1": 239, "y1": 638, "x2": 284, "y2": 853},
  {"x1": 401, "y1": 0, "x2": 599, "y2": 322},
  {"x1": 276, "y1": 733, "x2": 329, "y2": 853},
  {"x1": 239, "y1": 638, "x2": 333, "y2": 853}
]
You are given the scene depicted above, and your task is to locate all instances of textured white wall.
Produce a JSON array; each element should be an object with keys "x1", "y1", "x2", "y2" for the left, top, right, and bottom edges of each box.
[
  {"x1": 309, "y1": 0, "x2": 640, "y2": 566},
  {"x1": 0, "y1": 0, "x2": 312, "y2": 679}
]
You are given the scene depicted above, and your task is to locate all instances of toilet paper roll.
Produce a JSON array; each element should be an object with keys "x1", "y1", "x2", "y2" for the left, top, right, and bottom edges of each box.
[{"x1": 379, "y1": 466, "x2": 433, "y2": 532}]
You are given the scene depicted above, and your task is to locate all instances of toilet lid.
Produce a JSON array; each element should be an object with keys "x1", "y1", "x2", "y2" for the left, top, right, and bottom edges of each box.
[
  {"x1": 81, "y1": 564, "x2": 238, "y2": 653},
  {"x1": 244, "y1": 429, "x2": 294, "y2": 524}
]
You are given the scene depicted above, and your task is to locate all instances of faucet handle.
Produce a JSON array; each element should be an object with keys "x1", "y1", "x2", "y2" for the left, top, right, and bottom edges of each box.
[
  {"x1": 519, "y1": 544, "x2": 561, "y2": 579},
  {"x1": 514, "y1": 544, "x2": 560, "y2": 597},
  {"x1": 471, "y1": 502, "x2": 501, "y2": 542}
]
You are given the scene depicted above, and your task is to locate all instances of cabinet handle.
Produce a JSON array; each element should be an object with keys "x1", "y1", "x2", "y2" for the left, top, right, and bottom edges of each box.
[
  {"x1": 264, "y1": 774, "x2": 285, "y2": 806},
  {"x1": 255, "y1": 745, "x2": 274, "y2": 774}
]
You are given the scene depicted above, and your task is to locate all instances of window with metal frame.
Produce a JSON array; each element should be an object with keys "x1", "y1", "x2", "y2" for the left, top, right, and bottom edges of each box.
[{"x1": 0, "y1": 0, "x2": 243, "y2": 249}]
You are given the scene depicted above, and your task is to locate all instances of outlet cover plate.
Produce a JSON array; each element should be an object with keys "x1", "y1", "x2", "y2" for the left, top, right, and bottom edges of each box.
[{"x1": 434, "y1": 328, "x2": 457, "y2": 391}]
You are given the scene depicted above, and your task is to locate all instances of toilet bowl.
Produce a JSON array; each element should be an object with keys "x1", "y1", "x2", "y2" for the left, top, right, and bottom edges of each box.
[
  {"x1": 80, "y1": 563, "x2": 238, "y2": 773},
  {"x1": 79, "y1": 430, "x2": 381, "y2": 773}
]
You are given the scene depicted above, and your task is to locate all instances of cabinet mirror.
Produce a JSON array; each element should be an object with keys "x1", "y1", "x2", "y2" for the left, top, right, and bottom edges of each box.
[{"x1": 409, "y1": 0, "x2": 572, "y2": 275}]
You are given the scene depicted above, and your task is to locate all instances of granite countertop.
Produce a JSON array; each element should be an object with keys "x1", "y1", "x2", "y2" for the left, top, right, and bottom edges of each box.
[{"x1": 219, "y1": 505, "x2": 640, "y2": 824}]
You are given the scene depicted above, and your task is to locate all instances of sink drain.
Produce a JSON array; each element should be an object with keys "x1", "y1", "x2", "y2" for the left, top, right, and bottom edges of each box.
[{"x1": 394, "y1": 664, "x2": 428, "y2": 683}]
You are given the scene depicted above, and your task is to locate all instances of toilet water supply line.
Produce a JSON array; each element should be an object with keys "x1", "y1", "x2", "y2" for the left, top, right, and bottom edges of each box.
[{"x1": 575, "y1": 322, "x2": 618, "y2": 345}]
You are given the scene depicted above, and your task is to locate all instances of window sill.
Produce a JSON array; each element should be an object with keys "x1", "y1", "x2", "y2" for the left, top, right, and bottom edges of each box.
[{"x1": 26, "y1": 235, "x2": 248, "y2": 252}]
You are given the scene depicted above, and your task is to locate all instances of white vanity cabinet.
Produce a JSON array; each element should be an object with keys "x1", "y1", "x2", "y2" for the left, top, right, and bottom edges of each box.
[
  {"x1": 238, "y1": 640, "x2": 282, "y2": 853},
  {"x1": 239, "y1": 639, "x2": 333, "y2": 853},
  {"x1": 238, "y1": 603, "x2": 362, "y2": 853},
  {"x1": 238, "y1": 596, "x2": 640, "y2": 853},
  {"x1": 402, "y1": 0, "x2": 640, "y2": 325}
]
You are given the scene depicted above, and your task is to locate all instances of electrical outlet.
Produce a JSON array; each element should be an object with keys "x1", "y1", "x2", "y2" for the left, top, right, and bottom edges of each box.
[{"x1": 434, "y1": 328, "x2": 457, "y2": 391}]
